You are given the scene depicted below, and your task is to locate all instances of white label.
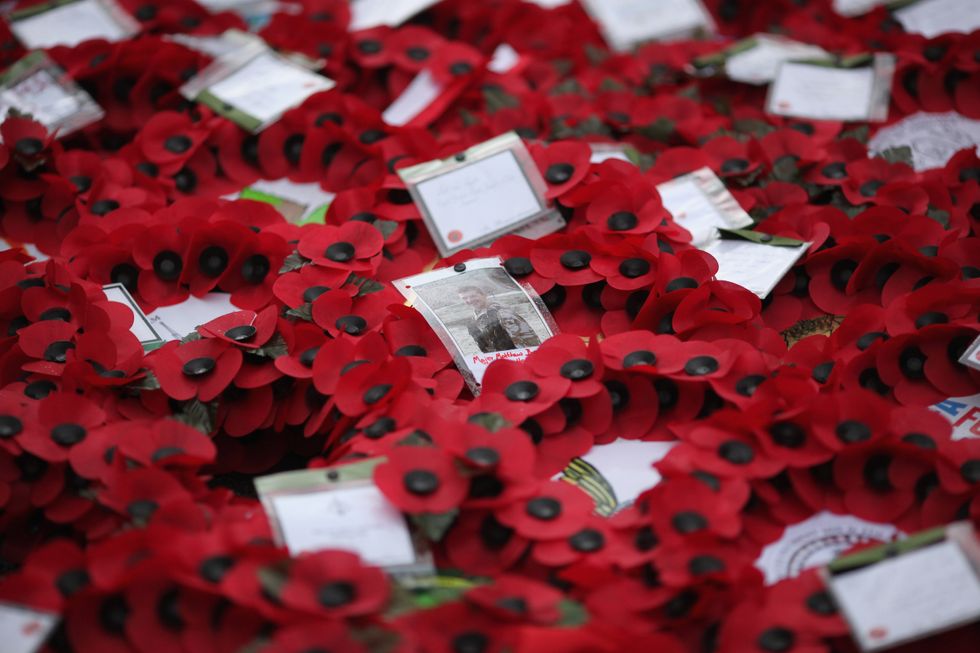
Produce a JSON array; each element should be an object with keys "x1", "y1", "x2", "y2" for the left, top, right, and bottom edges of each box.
[
  {"x1": 755, "y1": 512, "x2": 900, "y2": 585},
  {"x1": 832, "y1": 0, "x2": 888, "y2": 16},
  {"x1": 383, "y1": 69, "x2": 444, "y2": 127},
  {"x1": 725, "y1": 35, "x2": 831, "y2": 85},
  {"x1": 0, "y1": 603, "x2": 58, "y2": 653},
  {"x1": 146, "y1": 293, "x2": 238, "y2": 341},
  {"x1": 208, "y1": 51, "x2": 335, "y2": 124},
  {"x1": 581, "y1": 0, "x2": 714, "y2": 51},
  {"x1": 349, "y1": 0, "x2": 439, "y2": 30},
  {"x1": 102, "y1": 284, "x2": 162, "y2": 345},
  {"x1": 868, "y1": 112, "x2": 980, "y2": 172},
  {"x1": 10, "y1": 0, "x2": 133, "y2": 49},
  {"x1": 768, "y1": 62, "x2": 877, "y2": 122},
  {"x1": 488, "y1": 44, "x2": 521, "y2": 74},
  {"x1": 703, "y1": 238, "x2": 809, "y2": 298},
  {"x1": 831, "y1": 540, "x2": 980, "y2": 650},
  {"x1": 930, "y1": 394, "x2": 980, "y2": 440},
  {"x1": 656, "y1": 170, "x2": 752, "y2": 247},
  {"x1": 414, "y1": 149, "x2": 543, "y2": 252},
  {"x1": 560, "y1": 439, "x2": 677, "y2": 512},
  {"x1": 959, "y1": 335, "x2": 980, "y2": 372},
  {"x1": 894, "y1": 0, "x2": 980, "y2": 39},
  {"x1": 272, "y1": 484, "x2": 417, "y2": 567},
  {"x1": 0, "y1": 69, "x2": 80, "y2": 128},
  {"x1": 242, "y1": 178, "x2": 335, "y2": 223},
  {"x1": 589, "y1": 144, "x2": 633, "y2": 164}
]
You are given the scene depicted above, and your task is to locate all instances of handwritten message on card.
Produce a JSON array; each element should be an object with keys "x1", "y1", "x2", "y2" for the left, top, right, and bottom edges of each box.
[
  {"x1": 703, "y1": 238, "x2": 808, "y2": 298},
  {"x1": 0, "y1": 602, "x2": 58, "y2": 653},
  {"x1": 768, "y1": 62, "x2": 877, "y2": 122},
  {"x1": 10, "y1": 0, "x2": 134, "y2": 49}
]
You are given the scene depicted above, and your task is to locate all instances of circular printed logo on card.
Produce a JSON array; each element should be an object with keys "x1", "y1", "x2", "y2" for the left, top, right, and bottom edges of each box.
[
  {"x1": 754, "y1": 511, "x2": 901, "y2": 585},
  {"x1": 447, "y1": 230, "x2": 463, "y2": 243}
]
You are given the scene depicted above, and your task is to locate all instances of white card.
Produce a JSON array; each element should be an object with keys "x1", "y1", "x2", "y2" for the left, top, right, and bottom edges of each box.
[
  {"x1": 147, "y1": 293, "x2": 238, "y2": 341},
  {"x1": 0, "y1": 238, "x2": 48, "y2": 262},
  {"x1": 655, "y1": 168, "x2": 753, "y2": 247},
  {"x1": 0, "y1": 69, "x2": 79, "y2": 127},
  {"x1": 525, "y1": 0, "x2": 571, "y2": 6},
  {"x1": 832, "y1": 0, "x2": 888, "y2": 16},
  {"x1": 206, "y1": 51, "x2": 335, "y2": 125},
  {"x1": 589, "y1": 144, "x2": 633, "y2": 164},
  {"x1": 488, "y1": 43, "x2": 521, "y2": 74},
  {"x1": 755, "y1": 512, "x2": 900, "y2": 585},
  {"x1": 560, "y1": 439, "x2": 677, "y2": 513},
  {"x1": 240, "y1": 178, "x2": 335, "y2": 223},
  {"x1": 767, "y1": 57, "x2": 893, "y2": 122},
  {"x1": 830, "y1": 539, "x2": 980, "y2": 651},
  {"x1": 0, "y1": 603, "x2": 58, "y2": 653},
  {"x1": 9, "y1": 0, "x2": 136, "y2": 49},
  {"x1": 383, "y1": 69, "x2": 444, "y2": 127},
  {"x1": 703, "y1": 238, "x2": 809, "y2": 298},
  {"x1": 959, "y1": 335, "x2": 980, "y2": 372},
  {"x1": 931, "y1": 394, "x2": 980, "y2": 440},
  {"x1": 349, "y1": 0, "x2": 439, "y2": 30},
  {"x1": 725, "y1": 35, "x2": 831, "y2": 85},
  {"x1": 271, "y1": 484, "x2": 417, "y2": 567},
  {"x1": 894, "y1": 0, "x2": 980, "y2": 39},
  {"x1": 580, "y1": 0, "x2": 715, "y2": 52},
  {"x1": 868, "y1": 112, "x2": 980, "y2": 172},
  {"x1": 102, "y1": 283, "x2": 164, "y2": 346},
  {"x1": 167, "y1": 30, "x2": 259, "y2": 58}
]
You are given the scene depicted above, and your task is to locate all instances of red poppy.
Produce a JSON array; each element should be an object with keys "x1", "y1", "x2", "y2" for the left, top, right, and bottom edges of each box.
[
  {"x1": 149, "y1": 338, "x2": 243, "y2": 403},
  {"x1": 297, "y1": 221, "x2": 385, "y2": 272},
  {"x1": 443, "y1": 509, "x2": 530, "y2": 576},
  {"x1": 480, "y1": 360, "x2": 571, "y2": 419},
  {"x1": 16, "y1": 391, "x2": 106, "y2": 463},
  {"x1": 718, "y1": 600, "x2": 828, "y2": 653},
  {"x1": 374, "y1": 444, "x2": 469, "y2": 513},
  {"x1": 279, "y1": 549, "x2": 389, "y2": 618},
  {"x1": 263, "y1": 621, "x2": 366, "y2": 653},
  {"x1": 465, "y1": 574, "x2": 566, "y2": 625},
  {"x1": 494, "y1": 479, "x2": 594, "y2": 540}
]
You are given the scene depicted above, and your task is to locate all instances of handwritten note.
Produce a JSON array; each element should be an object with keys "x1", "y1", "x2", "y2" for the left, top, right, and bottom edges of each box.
[
  {"x1": 272, "y1": 484, "x2": 417, "y2": 567},
  {"x1": 10, "y1": 0, "x2": 135, "y2": 49},
  {"x1": 0, "y1": 602, "x2": 58, "y2": 653},
  {"x1": 755, "y1": 512, "x2": 900, "y2": 585},
  {"x1": 208, "y1": 51, "x2": 335, "y2": 124},
  {"x1": 868, "y1": 112, "x2": 980, "y2": 172},
  {"x1": 146, "y1": 293, "x2": 237, "y2": 341},
  {"x1": 414, "y1": 149, "x2": 543, "y2": 252},
  {"x1": 656, "y1": 169, "x2": 753, "y2": 247},
  {"x1": 0, "y1": 69, "x2": 80, "y2": 128},
  {"x1": 830, "y1": 539, "x2": 980, "y2": 650},
  {"x1": 581, "y1": 0, "x2": 714, "y2": 51},
  {"x1": 703, "y1": 238, "x2": 808, "y2": 298},
  {"x1": 894, "y1": 0, "x2": 980, "y2": 39},
  {"x1": 767, "y1": 61, "x2": 887, "y2": 122},
  {"x1": 725, "y1": 35, "x2": 830, "y2": 85}
]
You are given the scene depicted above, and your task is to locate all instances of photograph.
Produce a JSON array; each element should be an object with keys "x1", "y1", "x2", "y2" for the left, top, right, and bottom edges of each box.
[{"x1": 394, "y1": 258, "x2": 556, "y2": 390}]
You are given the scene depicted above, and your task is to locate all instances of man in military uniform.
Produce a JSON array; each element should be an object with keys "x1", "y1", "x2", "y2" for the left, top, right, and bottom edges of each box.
[{"x1": 457, "y1": 285, "x2": 540, "y2": 353}]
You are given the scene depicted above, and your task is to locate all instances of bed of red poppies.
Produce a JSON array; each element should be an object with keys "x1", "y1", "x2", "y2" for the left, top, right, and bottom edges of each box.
[{"x1": 0, "y1": 1, "x2": 978, "y2": 652}]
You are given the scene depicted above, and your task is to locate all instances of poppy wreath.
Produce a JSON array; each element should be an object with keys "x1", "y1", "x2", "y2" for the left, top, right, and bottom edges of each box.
[{"x1": 0, "y1": 0, "x2": 978, "y2": 652}]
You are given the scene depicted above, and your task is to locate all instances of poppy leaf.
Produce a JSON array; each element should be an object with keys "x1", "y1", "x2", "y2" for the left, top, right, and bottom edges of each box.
[
  {"x1": 925, "y1": 206, "x2": 950, "y2": 228},
  {"x1": 876, "y1": 146, "x2": 913, "y2": 167},
  {"x1": 251, "y1": 333, "x2": 288, "y2": 358},
  {"x1": 468, "y1": 412, "x2": 511, "y2": 432},
  {"x1": 733, "y1": 118, "x2": 776, "y2": 138},
  {"x1": 374, "y1": 219, "x2": 399, "y2": 240},
  {"x1": 128, "y1": 369, "x2": 161, "y2": 391},
  {"x1": 175, "y1": 399, "x2": 215, "y2": 435},
  {"x1": 351, "y1": 625, "x2": 400, "y2": 653},
  {"x1": 345, "y1": 273, "x2": 386, "y2": 297},
  {"x1": 256, "y1": 562, "x2": 289, "y2": 604},
  {"x1": 279, "y1": 251, "x2": 311, "y2": 274},
  {"x1": 285, "y1": 303, "x2": 314, "y2": 322},
  {"x1": 838, "y1": 124, "x2": 869, "y2": 143},
  {"x1": 557, "y1": 598, "x2": 589, "y2": 627},
  {"x1": 771, "y1": 156, "x2": 799, "y2": 182},
  {"x1": 410, "y1": 509, "x2": 459, "y2": 542},
  {"x1": 634, "y1": 117, "x2": 675, "y2": 143},
  {"x1": 180, "y1": 331, "x2": 202, "y2": 345}
]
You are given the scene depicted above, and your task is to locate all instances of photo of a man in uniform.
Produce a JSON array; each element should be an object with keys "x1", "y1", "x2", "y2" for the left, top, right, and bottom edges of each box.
[{"x1": 457, "y1": 284, "x2": 541, "y2": 353}]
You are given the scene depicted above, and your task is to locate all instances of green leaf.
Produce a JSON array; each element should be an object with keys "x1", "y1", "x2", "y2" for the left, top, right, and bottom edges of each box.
[
  {"x1": 584, "y1": 44, "x2": 607, "y2": 66},
  {"x1": 375, "y1": 219, "x2": 399, "y2": 240},
  {"x1": 278, "y1": 250, "x2": 310, "y2": 274},
  {"x1": 732, "y1": 118, "x2": 776, "y2": 138},
  {"x1": 557, "y1": 599, "x2": 589, "y2": 627},
  {"x1": 129, "y1": 369, "x2": 161, "y2": 391},
  {"x1": 250, "y1": 332, "x2": 288, "y2": 359},
  {"x1": 351, "y1": 626, "x2": 400, "y2": 653},
  {"x1": 180, "y1": 331, "x2": 202, "y2": 344},
  {"x1": 345, "y1": 273, "x2": 386, "y2": 297},
  {"x1": 926, "y1": 206, "x2": 950, "y2": 229},
  {"x1": 467, "y1": 412, "x2": 511, "y2": 432},
  {"x1": 285, "y1": 303, "x2": 313, "y2": 322},
  {"x1": 633, "y1": 117, "x2": 675, "y2": 142},
  {"x1": 256, "y1": 561, "x2": 289, "y2": 603},
  {"x1": 397, "y1": 430, "x2": 434, "y2": 447},
  {"x1": 483, "y1": 86, "x2": 520, "y2": 114},
  {"x1": 771, "y1": 155, "x2": 799, "y2": 182},
  {"x1": 838, "y1": 124, "x2": 869, "y2": 144},
  {"x1": 410, "y1": 509, "x2": 459, "y2": 542},
  {"x1": 876, "y1": 146, "x2": 913, "y2": 167},
  {"x1": 174, "y1": 399, "x2": 215, "y2": 435}
]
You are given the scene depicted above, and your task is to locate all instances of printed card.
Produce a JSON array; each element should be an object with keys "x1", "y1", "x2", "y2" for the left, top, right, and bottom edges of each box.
[
  {"x1": 349, "y1": 0, "x2": 440, "y2": 30},
  {"x1": 394, "y1": 257, "x2": 558, "y2": 393},
  {"x1": 0, "y1": 602, "x2": 59, "y2": 653},
  {"x1": 721, "y1": 35, "x2": 831, "y2": 85},
  {"x1": 766, "y1": 55, "x2": 894, "y2": 123},
  {"x1": 102, "y1": 283, "x2": 165, "y2": 350},
  {"x1": 702, "y1": 236, "x2": 809, "y2": 299},
  {"x1": 894, "y1": 0, "x2": 980, "y2": 39},
  {"x1": 8, "y1": 0, "x2": 139, "y2": 50},
  {"x1": 868, "y1": 112, "x2": 980, "y2": 172},
  {"x1": 559, "y1": 439, "x2": 677, "y2": 515},
  {"x1": 829, "y1": 537, "x2": 980, "y2": 651},
  {"x1": 580, "y1": 0, "x2": 715, "y2": 52},
  {"x1": 655, "y1": 167, "x2": 754, "y2": 247},
  {"x1": 146, "y1": 293, "x2": 238, "y2": 342},
  {"x1": 397, "y1": 132, "x2": 556, "y2": 256},
  {"x1": 255, "y1": 459, "x2": 432, "y2": 574},
  {"x1": 0, "y1": 52, "x2": 103, "y2": 136},
  {"x1": 931, "y1": 394, "x2": 980, "y2": 440},
  {"x1": 182, "y1": 42, "x2": 335, "y2": 133},
  {"x1": 755, "y1": 511, "x2": 900, "y2": 585}
]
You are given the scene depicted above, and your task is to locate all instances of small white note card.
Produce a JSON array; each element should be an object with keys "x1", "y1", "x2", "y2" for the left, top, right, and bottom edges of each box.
[
  {"x1": 830, "y1": 539, "x2": 980, "y2": 651},
  {"x1": 398, "y1": 131, "x2": 553, "y2": 256},
  {"x1": 383, "y1": 69, "x2": 444, "y2": 127},
  {"x1": 146, "y1": 293, "x2": 238, "y2": 341},
  {"x1": 767, "y1": 55, "x2": 894, "y2": 122},
  {"x1": 832, "y1": 0, "x2": 888, "y2": 17},
  {"x1": 0, "y1": 602, "x2": 58, "y2": 653},
  {"x1": 581, "y1": 0, "x2": 715, "y2": 52},
  {"x1": 561, "y1": 439, "x2": 677, "y2": 512},
  {"x1": 703, "y1": 238, "x2": 809, "y2": 299},
  {"x1": 958, "y1": 335, "x2": 980, "y2": 372},
  {"x1": 868, "y1": 112, "x2": 980, "y2": 172},
  {"x1": 655, "y1": 167, "x2": 753, "y2": 247},
  {"x1": 102, "y1": 283, "x2": 164, "y2": 347},
  {"x1": 272, "y1": 484, "x2": 417, "y2": 568},
  {"x1": 349, "y1": 0, "x2": 440, "y2": 30},
  {"x1": 8, "y1": 0, "x2": 138, "y2": 50},
  {"x1": 894, "y1": 0, "x2": 980, "y2": 39},
  {"x1": 725, "y1": 35, "x2": 831, "y2": 85}
]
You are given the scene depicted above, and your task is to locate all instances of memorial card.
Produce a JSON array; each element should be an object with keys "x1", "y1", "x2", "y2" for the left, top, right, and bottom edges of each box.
[
  {"x1": 102, "y1": 283, "x2": 165, "y2": 350},
  {"x1": 766, "y1": 55, "x2": 894, "y2": 123},
  {"x1": 0, "y1": 602, "x2": 58, "y2": 653},
  {"x1": 695, "y1": 34, "x2": 831, "y2": 85},
  {"x1": 868, "y1": 112, "x2": 980, "y2": 172},
  {"x1": 7, "y1": 0, "x2": 138, "y2": 50},
  {"x1": 655, "y1": 167, "x2": 754, "y2": 247},
  {"x1": 349, "y1": 0, "x2": 440, "y2": 30},
  {"x1": 580, "y1": 0, "x2": 715, "y2": 52},
  {"x1": 397, "y1": 132, "x2": 557, "y2": 256},
  {"x1": 393, "y1": 257, "x2": 557, "y2": 393},
  {"x1": 0, "y1": 52, "x2": 103, "y2": 136},
  {"x1": 894, "y1": 0, "x2": 980, "y2": 39},
  {"x1": 703, "y1": 231, "x2": 810, "y2": 299}
]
